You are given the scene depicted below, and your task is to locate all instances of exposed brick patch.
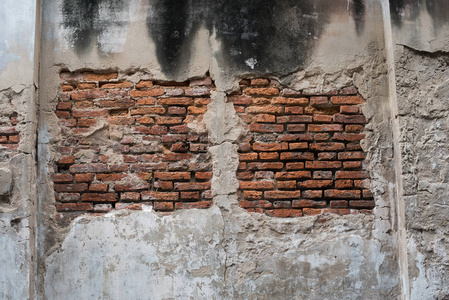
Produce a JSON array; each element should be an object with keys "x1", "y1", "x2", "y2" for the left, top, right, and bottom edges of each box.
[
  {"x1": 232, "y1": 78, "x2": 374, "y2": 217},
  {"x1": 0, "y1": 112, "x2": 20, "y2": 159},
  {"x1": 54, "y1": 71, "x2": 213, "y2": 217}
]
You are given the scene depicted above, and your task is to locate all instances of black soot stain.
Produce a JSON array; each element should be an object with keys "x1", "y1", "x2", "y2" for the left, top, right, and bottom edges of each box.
[
  {"x1": 351, "y1": 0, "x2": 366, "y2": 35},
  {"x1": 62, "y1": 0, "x2": 126, "y2": 54},
  {"x1": 389, "y1": 0, "x2": 448, "y2": 30},
  {"x1": 146, "y1": 0, "x2": 352, "y2": 76}
]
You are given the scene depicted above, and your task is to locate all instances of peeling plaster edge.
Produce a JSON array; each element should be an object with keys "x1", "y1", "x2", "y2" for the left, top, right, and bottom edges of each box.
[{"x1": 381, "y1": 1, "x2": 410, "y2": 299}]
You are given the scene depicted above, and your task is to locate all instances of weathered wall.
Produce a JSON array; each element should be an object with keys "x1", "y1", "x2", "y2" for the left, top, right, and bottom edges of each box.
[
  {"x1": 1, "y1": 0, "x2": 448, "y2": 299},
  {"x1": 391, "y1": 1, "x2": 449, "y2": 298},
  {"x1": 35, "y1": 1, "x2": 401, "y2": 299},
  {"x1": 0, "y1": 0, "x2": 38, "y2": 299}
]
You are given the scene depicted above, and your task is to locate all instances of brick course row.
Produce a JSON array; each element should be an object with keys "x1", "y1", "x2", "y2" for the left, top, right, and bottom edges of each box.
[{"x1": 232, "y1": 78, "x2": 374, "y2": 217}]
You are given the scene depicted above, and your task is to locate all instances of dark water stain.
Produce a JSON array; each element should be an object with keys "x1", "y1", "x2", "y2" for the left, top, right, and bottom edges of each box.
[
  {"x1": 390, "y1": 0, "x2": 449, "y2": 30},
  {"x1": 351, "y1": 0, "x2": 366, "y2": 35},
  {"x1": 146, "y1": 0, "x2": 357, "y2": 76},
  {"x1": 62, "y1": 0, "x2": 126, "y2": 54}
]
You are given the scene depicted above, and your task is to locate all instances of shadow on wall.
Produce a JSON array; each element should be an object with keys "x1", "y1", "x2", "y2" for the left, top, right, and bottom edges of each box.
[
  {"x1": 62, "y1": 0, "x2": 366, "y2": 76},
  {"x1": 390, "y1": 0, "x2": 449, "y2": 31}
]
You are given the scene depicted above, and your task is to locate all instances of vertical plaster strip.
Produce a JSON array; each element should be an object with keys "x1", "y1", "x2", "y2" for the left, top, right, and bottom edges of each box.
[
  {"x1": 381, "y1": 1, "x2": 410, "y2": 299},
  {"x1": 30, "y1": 0, "x2": 41, "y2": 299}
]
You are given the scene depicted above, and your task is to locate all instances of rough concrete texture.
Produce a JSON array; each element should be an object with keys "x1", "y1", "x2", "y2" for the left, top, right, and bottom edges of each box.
[
  {"x1": 0, "y1": 0, "x2": 38, "y2": 299},
  {"x1": 395, "y1": 46, "x2": 449, "y2": 299},
  {"x1": 0, "y1": 0, "x2": 448, "y2": 299}
]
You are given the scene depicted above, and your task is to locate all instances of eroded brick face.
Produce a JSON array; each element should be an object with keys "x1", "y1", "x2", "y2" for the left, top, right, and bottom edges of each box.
[
  {"x1": 232, "y1": 79, "x2": 375, "y2": 217},
  {"x1": 55, "y1": 72, "x2": 213, "y2": 217},
  {"x1": 0, "y1": 113, "x2": 19, "y2": 159}
]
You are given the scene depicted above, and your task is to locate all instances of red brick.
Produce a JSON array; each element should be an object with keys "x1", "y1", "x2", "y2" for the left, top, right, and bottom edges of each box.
[
  {"x1": 322, "y1": 208, "x2": 351, "y2": 215},
  {"x1": 252, "y1": 142, "x2": 288, "y2": 152},
  {"x1": 302, "y1": 190, "x2": 322, "y2": 199},
  {"x1": 272, "y1": 97, "x2": 308, "y2": 106},
  {"x1": 98, "y1": 99, "x2": 135, "y2": 108},
  {"x1": 83, "y1": 72, "x2": 118, "y2": 81},
  {"x1": 175, "y1": 201, "x2": 212, "y2": 209},
  {"x1": 71, "y1": 90, "x2": 108, "y2": 100},
  {"x1": 265, "y1": 209, "x2": 302, "y2": 218},
  {"x1": 277, "y1": 133, "x2": 313, "y2": 142},
  {"x1": 136, "y1": 97, "x2": 156, "y2": 106},
  {"x1": 168, "y1": 106, "x2": 187, "y2": 115},
  {"x1": 309, "y1": 143, "x2": 345, "y2": 151},
  {"x1": 179, "y1": 191, "x2": 199, "y2": 200},
  {"x1": 255, "y1": 171, "x2": 274, "y2": 180},
  {"x1": 286, "y1": 124, "x2": 306, "y2": 132},
  {"x1": 56, "y1": 111, "x2": 70, "y2": 119},
  {"x1": 298, "y1": 180, "x2": 333, "y2": 189},
  {"x1": 277, "y1": 115, "x2": 312, "y2": 123},
  {"x1": 75, "y1": 173, "x2": 95, "y2": 182},
  {"x1": 237, "y1": 172, "x2": 253, "y2": 180},
  {"x1": 54, "y1": 173, "x2": 73, "y2": 183},
  {"x1": 130, "y1": 107, "x2": 166, "y2": 115},
  {"x1": 275, "y1": 171, "x2": 311, "y2": 180},
  {"x1": 313, "y1": 115, "x2": 333, "y2": 123},
  {"x1": 308, "y1": 124, "x2": 343, "y2": 132},
  {"x1": 247, "y1": 162, "x2": 284, "y2": 170},
  {"x1": 330, "y1": 200, "x2": 348, "y2": 208},
  {"x1": 100, "y1": 81, "x2": 133, "y2": 89},
  {"x1": 347, "y1": 143, "x2": 362, "y2": 150},
  {"x1": 277, "y1": 181, "x2": 296, "y2": 189},
  {"x1": 345, "y1": 125, "x2": 364, "y2": 132},
  {"x1": 252, "y1": 97, "x2": 272, "y2": 105},
  {"x1": 89, "y1": 183, "x2": 108, "y2": 192},
  {"x1": 259, "y1": 152, "x2": 279, "y2": 160},
  {"x1": 114, "y1": 183, "x2": 150, "y2": 192},
  {"x1": 243, "y1": 190, "x2": 263, "y2": 200},
  {"x1": 109, "y1": 117, "x2": 135, "y2": 125},
  {"x1": 324, "y1": 189, "x2": 361, "y2": 199},
  {"x1": 56, "y1": 203, "x2": 93, "y2": 212},
  {"x1": 335, "y1": 180, "x2": 353, "y2": 189},
  {"x1": 229, "y1": 96, "x2": 252, "y2": 105},
  {"x1": 195, "y1": 172, "x2": 212, "y2": 180},
  {"x1": 338, "y1": 152, "x2": 366, "y2": 161},
  {"x1": 142, "y1": 191, "x2": 179, "y2": 201},
  {"x1": 239, "y1": 153, "x2": 258, "y2": 161},
  {"x1": 62, "y1": 84, "x2": 75, "y2": 92},
  {"x1": 317, "y1": 152, "x2": 336, "y2": 160},
  {"x1": 254, "y1": 114, "x2": 276, "y2": 123},
  {"x1": 302, "y1": 208, "x2": 322, "y2": 215},
  {"x1": 305, "y1": 161, "x2": 342, "y2": 169},
  {"x1": 333, "y1": 114, "x2": 366, "y2": 124},
  {"x1": 157, "y1": 97, "x2": 193, "y2": 106},
  {"x1": 136, "y1": 80, "x2": 154, "y2": 88},
  {"x1": 78, "y1": 119, "x2": 97, "y2": 127},
  {"x1": 343, "y1": 161, "x2": 362, "y2": 169},
  {"x1": 293, "y1": 200, "x2": 326, "y2": 208},
  {"x1": 116, "y1": 203, "x2": 143, "y2": 210},
  {"x1": 349, "y1": 200, "x2": 375, "y2": 208},
  {"x1": 250, "y1": 78, "x2": 269, "y2": 86},
  {"x1": 340, "y1": 106, "x2": 359, "y2": 114},
  {"x1": 313, "y1": 171, "x2": 332, "y2": 179},
  {"x1": 72, "y1": 110, "x2": 108, "y2": 118},
  {"x1": 57, "y1": 102, "x2": 72, "y2": 110},
  {"x1": 289, "y1": 142, "x2": 308, "y2": 150},
  {"x1": 190, "y1": 77, "x2": 212, "y2": 86},
  {"x1": 264, "y1": 190, "x2": 300, "y2": 199},
  {"x1": 130, "y1": 89, "x2": 165, "y2": 97},
  {"x1": 333, "y1": 133, "x2": 365, "y2": 142},
  {"x1": 245, "y1": 87, "x2": 279, "y2": 96},
  {"x1": 335, "y1": 171, "x2": 368, "y2": 179},
  {"x1": 174, "y1": 182, "x2": 211, "y2": 191},
  {"x1": 250, "y1": 123, "x2": 284, "y2": 133},
  {"x1": 330, "y1": 95, "x2": 365, "y2": 105},
  {"x1": 363, "y1": 189, "x2": 373, "y2": 198},
  {"x1": 239, "y1": 181, "x2": 275, "y2": 190},
  {"x1": 54, "y1": 183, "x2": 88, "y2": 192},
  {"x1": 120, "y1": 192, "x2": 140, "y2": 201},
  {"x1": 154, "y1": 172, "x2": 191, "y2": 181},
  {"x1": 56, "y1": 193, "x2": 80, "y2": 202},
  {"x1": 285, "y1": 107, "x2": 304, "y2": 114},
  {"x1": 96, "y1": 174, "x2": 126, "y2": 181},
  {"x1": 280, "y1": 152, "x2": 314, "y2": 161},
  {"x1": 69, "y1": 164, "x2": 108, "y2": 173},
  {"x1": 285, "y1": 162, "x2": 304, "y2": 170},
  {"x1": 246, "y1": 105, "x2": 282, "y2": 114},
  {"x1": 153, "y1": 202, "x2": 174, "y2": 211},
  {"x1": 153, "y1": 181, "x2": 173, "y2": 190},
  {"x1": 310, "y1": 96, "x2": 329, "y2": 106}
]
